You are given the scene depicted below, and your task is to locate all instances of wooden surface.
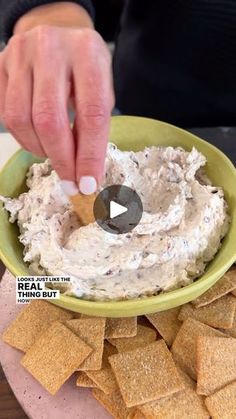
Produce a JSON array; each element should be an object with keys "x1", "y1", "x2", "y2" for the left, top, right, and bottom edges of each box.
[
  {"x1": 0, "y1": 262, "x2": 28, "y2": 419},
  {"x1": 0, "y1": 365, "x2": 28, "y2": 419}
]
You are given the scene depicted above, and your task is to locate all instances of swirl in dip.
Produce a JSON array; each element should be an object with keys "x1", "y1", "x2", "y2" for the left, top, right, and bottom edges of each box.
[{"x1": 2, "y1": 144, "x2": 230, "y2": 301}]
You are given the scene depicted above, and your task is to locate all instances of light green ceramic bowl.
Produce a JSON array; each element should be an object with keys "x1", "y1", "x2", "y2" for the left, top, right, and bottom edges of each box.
[{"x1": 0, "y1": 116, "x2": 236, "y2": 317}]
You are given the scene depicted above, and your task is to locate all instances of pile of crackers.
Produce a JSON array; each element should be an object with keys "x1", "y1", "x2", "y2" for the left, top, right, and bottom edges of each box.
[{"x1": 2, "y1": 267, "x2": 236, "y2": 419}]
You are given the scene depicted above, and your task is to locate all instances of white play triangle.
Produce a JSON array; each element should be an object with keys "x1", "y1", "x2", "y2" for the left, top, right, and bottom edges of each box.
[{"x1": 110, "y1": 200, "x2": 128, "y2": 219}]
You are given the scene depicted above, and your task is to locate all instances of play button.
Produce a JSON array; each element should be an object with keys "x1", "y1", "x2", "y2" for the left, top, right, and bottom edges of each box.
[
  {"x1": 110, "y1": 201, "x2": 128, "y2": 218},
  {"x1": 93, "y1": 185, "x2": 143, "y2": 234}
]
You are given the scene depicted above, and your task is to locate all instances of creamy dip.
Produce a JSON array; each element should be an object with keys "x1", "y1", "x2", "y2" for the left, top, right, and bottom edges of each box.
[{"x1": 1, "y1": 144, "x2": 230, "y2": 301}]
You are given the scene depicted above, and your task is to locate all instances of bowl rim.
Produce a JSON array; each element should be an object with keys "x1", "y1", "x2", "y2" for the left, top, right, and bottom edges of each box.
[{"x1": 0, "y1": 116, "x2": 236, "y2": 316}]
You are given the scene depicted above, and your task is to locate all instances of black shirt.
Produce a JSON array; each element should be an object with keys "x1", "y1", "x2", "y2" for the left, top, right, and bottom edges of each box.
[{"x1": 1, "y1": 0, "x2": 236, "y2": 127}]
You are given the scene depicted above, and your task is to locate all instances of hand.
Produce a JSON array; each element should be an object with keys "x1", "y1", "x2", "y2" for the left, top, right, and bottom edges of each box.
[{"x1": 0, "y1": 24, "x2": 114, "y2": 194}]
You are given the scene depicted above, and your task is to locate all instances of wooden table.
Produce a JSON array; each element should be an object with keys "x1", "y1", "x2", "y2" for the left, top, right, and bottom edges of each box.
[
  {"x1": 0, "y1": 364, "x2": 27, "y2": 419},
  {"x1": 0, "y1": 262, "x2": 28, "y2": 419}
]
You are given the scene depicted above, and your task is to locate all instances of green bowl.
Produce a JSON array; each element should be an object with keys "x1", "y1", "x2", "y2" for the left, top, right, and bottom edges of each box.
[{"x1": 0, "y1": 116, "x2": 236, "y2": 317}]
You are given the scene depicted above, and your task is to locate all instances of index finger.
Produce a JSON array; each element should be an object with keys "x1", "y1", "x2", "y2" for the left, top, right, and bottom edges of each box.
[{"x1": 72, "y1": 36, "x2": 113, "y2": 194}]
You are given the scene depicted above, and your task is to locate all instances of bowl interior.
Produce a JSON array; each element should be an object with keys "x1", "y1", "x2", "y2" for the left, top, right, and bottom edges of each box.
[{"x1": 0, "y1": 116, "x2": 235, "y2": 316}]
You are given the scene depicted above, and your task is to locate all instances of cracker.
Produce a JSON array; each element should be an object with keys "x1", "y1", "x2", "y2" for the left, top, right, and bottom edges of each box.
[
  {"x1": 192, "y1": 271, "x2": 236, "y2": 308},
  {"x1": 21, "y1": 321, "x2": 92, "y2": 395},
  {"x1": 87, "y1": 367, "x2": 118, "y2": 394},
  {"x1": 72, "y1": 312, "x2": 82, "y2": 318},
  {"x1": 137, "y1": 315, "x2": 156, "y2": 329},
  {"x1": 2, "y1": 300, "x2": 73, "y2": 352},
  {"x1": 76, "y1": 372, "x2": 98, "y2": 388},
  {"x1": 105, "y1": 317, "x2": 137, "y2": 339},
  {"x1": 221, "y1": 312, "x2": 236, "y2": 338},
  {"x1": 178, "y1": 295, "x2": 236, "y2": 329},
  {"x1": 70, "y1": 192, "x2": 96, "y2": 225},
  {"x1": 66, "y1": 318, "x2": 105, "y2": 370},
  {"x1": 92, "y1": 388, "x2": 135, "y2": 419},
  {"x1": 171, "y1": 318, "x2": 225, "y2": 380},
  {"x1": 138, "y1": 366, "x2": 208, "y2": 419},
  {"x1": 109, "y1": 340, "x2": 184, "y2": 408},
  {"x1": 205, "y1": 381, "x2": 236, "y2": 419},
  {"x1": 108, "y1": 325, "x2": 156, "y2": 352},
  {"x1": 102, "y1": 340, "x2": 118, "y2": 365},
  {"x1": 146, "y1": 307, "x2": 181, "y2": 346},
  {"x1": 139, "y1": 385, "x2": 209, "y2": 419},
  {"x1": 196, "y1": 336, "x2": 236, "y2": 396},
  {"x1": 176, "y1": 366, "x2": 196, "y2": 388},
  {"x1": 86, "y1": 341, "x2": 118, "y2": 394},
  {"x1": 129, "y1": 411, "x2": 146, "y2": 419}
]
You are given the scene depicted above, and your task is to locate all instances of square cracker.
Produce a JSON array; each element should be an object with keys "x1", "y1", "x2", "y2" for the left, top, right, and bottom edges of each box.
[
  {"x1": 21, "y1": 321, "x2": 92, "y2": 395},
  {"x1": 178, "y1": 295, "x2": 236, "y2": 329},
  {"x1": 105, "y1": 317, "x2": 137, "y2": 339},
  {"x1": 196, "y1": 336, "x2": 236, "y2": 396},
  {"x1": 66, "y1": 318, "x2": 105, "y2": 370},
  {"x1": 192, "y1": 271, "x2": 236, "y2": 308},
  {"x1": 2, "y1": 300, "x2": 73, "y2": 352},
  {"x1": 139, "y1": 369, "x2": 209, "y2": 419},
  {"x1": 205, "y1": 381, "x2": 236, "y2": 419},
  {"x1": 109, "y1": 340, "x2": 184, "y2": 408},
  {"x1": 146, "y1": 307, "x2": 181, "y2": 346},
  {"x1": 171, "y1": 318, "x2": 225, "y2": 380},
  {"x1": 139, "y1": 366, "x2": 209, "y2": 418},
  {"x1": 70, "y1": 193, "x2": 96, "y2": 225},
  {"x1": 92, "y1": 388, "x2": 135, "y2": 419},
  {"x1": 76, "y1": 372, "x2": 98, "y2": 388},
  {"x1": 108, "y1": 325, "x2": 156, "y2": 352},
  {"x1": 139, "y1": 388, "x2": 209, "y2": 419},
  {"x1": 86, "y1": 341, "x2": 118, "y2": 394},
  {"x1": 87, "y1": 367, "x2": 118, "y2": 395},
  {"x1": 129, "y1": 411, "x2": 146, "y2": 419},
  {"x1": 221, "y1": 312, "x2": 236, "y2": 338}
]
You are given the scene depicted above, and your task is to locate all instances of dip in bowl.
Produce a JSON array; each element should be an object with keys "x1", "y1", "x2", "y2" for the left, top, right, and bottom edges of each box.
[{"x1": 0, "y1": 116, "x2": 235, "y2": 316}]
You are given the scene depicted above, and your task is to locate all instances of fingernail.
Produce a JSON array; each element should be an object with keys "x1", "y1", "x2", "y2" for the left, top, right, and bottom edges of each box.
[
  {"x1": 79, "y1": 176, "x2": 97, "y2": 195},
  {"x1": 61, "y1": 180, "x2": 79, "y2": 196}
]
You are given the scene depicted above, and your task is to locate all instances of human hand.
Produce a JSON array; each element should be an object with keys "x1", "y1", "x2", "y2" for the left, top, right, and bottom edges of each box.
[{"x1": 0, "y1": 20, "x2": 114, "y2": 194}]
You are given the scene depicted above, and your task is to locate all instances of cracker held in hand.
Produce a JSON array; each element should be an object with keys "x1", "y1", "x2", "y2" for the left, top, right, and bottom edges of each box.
[
  {"x1": 105, "y1": 317, "x2": 137, "y2": 339},
  {"x1": 205, "y1": 381, "x2": 236, "y2": 419},
  {"x1": 178, "y1": 295, "x2": 236, "y2": 329},
  {"x1": 192, "y1": 271, "x2": 236, "y2": 308},
  {"x1": 196, "y1": 336, "x2": 236, "y2": 396},
  {"x1": 70, "y1": 192, "x2": 96, "y2": 225},
  {"x1": 66, "y1": 318, "x2": 105, "y2": 370},
  {"x1": 108, "y1": 325, "x2": 156, "y2": 352},
  {"x1": 2, "y1": 300, "x2": 73, "y2": 352},
  {"x1": 146, "y1": 307, "x2": 181, "y2": 347},
  {"x1": 171, "y1": 318, "x2": 225, "y2": 380},
  {"x1": 109, "y1": 340, "x2": 184, "y2": 408},
  {"x1": 21, "y1": 321, "x2": 92, "y2": 395}
]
